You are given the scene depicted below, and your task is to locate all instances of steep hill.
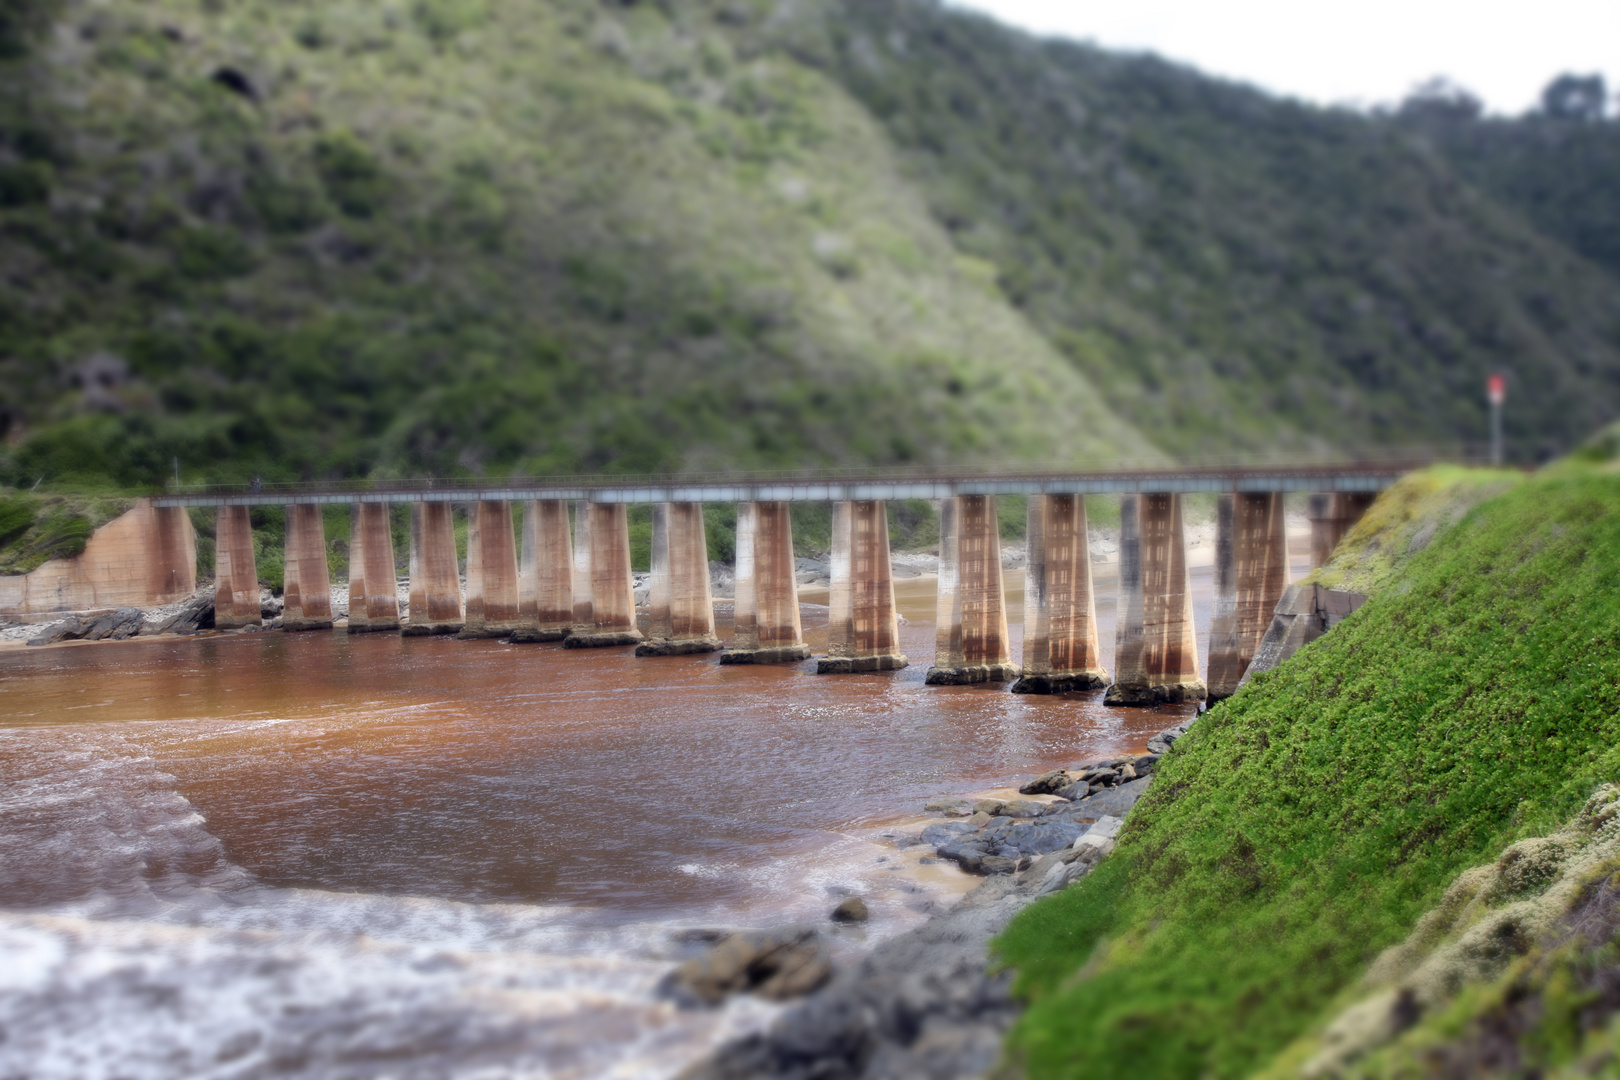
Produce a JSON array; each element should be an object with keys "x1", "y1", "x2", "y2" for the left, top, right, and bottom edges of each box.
[
  {"x1": 0, "y1": 0, "x2": 1151, "y2": 489},
  {"x1": 3, "y1": 0, "x2": 1620, "y2": 491},
  {"x1": 810, "y1": 1, "x2": 1620, "y2": 457}
]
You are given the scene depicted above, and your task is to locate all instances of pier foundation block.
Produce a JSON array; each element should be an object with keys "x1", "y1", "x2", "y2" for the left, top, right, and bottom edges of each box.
[
  {"x1": 459, "y1": 500, "x2": 525, "y2": 639},
  {"x1": 926, "y1": 495, "x2": 1018, "y2": 685},
  {"x1": 347, "y1": 503, "x2": 400, "y2": 633},
  {"x1": 512, "y1": 500, "x2": 574, "y2": 643},
  {"x1": 213, "y1": 505, "x2": 261, "y2": 630},
  {"x1": 281, "y1": 504, "x2": 333, "y2": 631},
  {"x1": 1206, "y1": 493, "x2": 1291, "y2": 700},
  {"x1": 564, "y1": 502, "x2": 644, "y2": 648},
  {"x1": 637, "y1": 502, "x2": 721, "y2": 656},
  {"x1": 1011, "y1": 494, "x2": 1106, "y2": 693},
  {"x1": 1105, "y1": 493, "x2": 1206, "y2": 705},
  {"x1": 404, "y1": 503, "x2": 463, "y2": 636},
  {"x1": 721, "y1": 501, "x2": 811, "y2": 664},
  {"x1": 817, "y1": 500, "x2": 906, "y2": 674}
]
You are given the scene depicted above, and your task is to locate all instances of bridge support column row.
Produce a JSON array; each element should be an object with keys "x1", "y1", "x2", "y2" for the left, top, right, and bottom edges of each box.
[
  {"x1": 282, "y1": 505, "x2": 333, "y2": 631},
  {"x1": 1309, "y1": 492, "x2": 1376, "y2": 569},
  {"x1": 722, "y1": 501, "x2": 811, "y2": 664},
  {"x1": 1012, "y1": 494, "x2": 1106, "y2": 693},
  {"x1": 347, "y1": 504, "x2": 399, "y2": 633},
  {"x1": 926, "y1": 495, "x2": 1017, "y2": 684},
  {"x1": 818, "y1": 500, "x2": 907, "y2": 674},
  {"x1": 565, "y1": 502, "x2": 643, "y2": 648},
  {"x1": 460, "y1": 501, "x2": 523, "y2": 639},
  {"x1": 513, "y1": 500, "x2": 573, "y2": 643},
  {"x1": 1106, "y1": 494, "x2": 1205, "y2": 705},
  {"x1": 214, "y1": 505, "x2": 261, "y2": 629},
  {"x1": 1206, "y1": 493, "x2": 1291, "y2": 700},
  {"x1": 638, "y1": 502, "x2": 721, "y2": 656}
]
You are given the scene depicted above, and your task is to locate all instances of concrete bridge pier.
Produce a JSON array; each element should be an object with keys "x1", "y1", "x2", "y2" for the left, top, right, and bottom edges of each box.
[
  {"x1": 1011, "y1": 494, "x2": 1106, "y2": 693},
  {"x1": 213, "y1": 505, "x2": 262, "y2": 629},
  {"x1": 1206, "y1": 493, "x2": 1291, "y2": 700},
  {"x1": 818, "y1": 500, "x2": 907, "y2": 674},
  {"x1": 460, "y1": 501, "x2": 524, "y2": 639},
  {"x1": 564, "y1": 503, "x2": 644, "y2": 648},
  {"x1": 1309, "y1": 492, "x2": 1376, "y2": 568},
  {"x1": 638, "y1": 502, "x2": 721, "y2": 656},
  {"x1": 722, "y1": 501, "x2": 811, "y2": 664},
  {"x1": 512, "y1": 500, "x2": 573, "y2": 643},
  {"x1": 347, "y1": 503, "x2": 400, "y2": 632},
  {"x1": 281, "y1": 504, "x2": 333, "y2": 632},
  {"x1": 1105, "y1": 493, "x2": 1205, "y2": 705},
  {"x1": 404, "y1": 503, "x2": 464, "y2": 636},
  {"x1": 926, "y1": 495, "x2": 1018, "y2": 685}
]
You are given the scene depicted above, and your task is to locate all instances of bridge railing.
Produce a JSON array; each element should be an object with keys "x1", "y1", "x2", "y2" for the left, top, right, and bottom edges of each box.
[{"x1": 157, "y1": 445, "x2": 1488, "y2": 497}]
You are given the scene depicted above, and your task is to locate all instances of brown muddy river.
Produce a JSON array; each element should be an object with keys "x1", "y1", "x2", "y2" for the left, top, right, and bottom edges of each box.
[{"x1": 0, "y1": 547, "x2": 1309, "y2": 1078}]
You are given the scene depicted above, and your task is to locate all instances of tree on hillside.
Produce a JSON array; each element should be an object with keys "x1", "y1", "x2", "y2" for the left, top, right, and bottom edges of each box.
[
  {"x1": 1398, "y1": 77, "x2": 1483, "y2": 125},
  {"x1": 1540, "y1": 73, "x2": 1608, "y2": 121}
]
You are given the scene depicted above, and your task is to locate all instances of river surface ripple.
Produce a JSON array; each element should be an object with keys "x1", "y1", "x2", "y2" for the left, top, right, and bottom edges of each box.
[{"x1": 0, "y1": 559, "x2": 1280, "y2": 1078}]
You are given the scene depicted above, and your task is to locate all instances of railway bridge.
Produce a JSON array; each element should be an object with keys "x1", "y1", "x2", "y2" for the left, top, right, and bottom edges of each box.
[{"x1": 27, "y1": 462, "x2": 1411, "y2": 704}]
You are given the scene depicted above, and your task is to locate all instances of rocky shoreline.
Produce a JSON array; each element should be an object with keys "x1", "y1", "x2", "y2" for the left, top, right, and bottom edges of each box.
[{"x1": 677, "y1": 715, "x2": 1201, "y2": 1080}]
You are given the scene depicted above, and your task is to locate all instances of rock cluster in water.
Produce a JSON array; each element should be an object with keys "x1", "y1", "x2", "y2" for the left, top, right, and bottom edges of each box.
[{"x1": 684, "y1": 714, "x2": 1200, "y2": 1080}]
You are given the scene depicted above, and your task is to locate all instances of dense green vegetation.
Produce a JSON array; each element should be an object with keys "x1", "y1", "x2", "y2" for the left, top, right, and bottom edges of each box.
[
  {"x1": 0, "y1": 491, "x2": 131, "y2": 574},
  {"x1": 0, "y1": 0, "x2": 1151, "y2": 494},
  {"x1": 815, "y1": 3, "x2": 1620, "y2": 457},
  {"x1": 2, "y1": 0, "x2": 1619, "y2": 497},
  {"x1": 997, "y1": 465, "x2": 1620, "y2": 1077}
]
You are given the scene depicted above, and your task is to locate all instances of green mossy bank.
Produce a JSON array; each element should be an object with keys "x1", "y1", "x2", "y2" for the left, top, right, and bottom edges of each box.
[{"x1": 996, "y1": 467, "x2": 1620, "y2": 1077}]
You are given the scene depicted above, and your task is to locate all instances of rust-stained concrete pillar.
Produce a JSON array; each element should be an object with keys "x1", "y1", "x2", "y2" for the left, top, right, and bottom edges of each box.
[
  {"x1": 213, "y1": 505, "x2": 261, "y2": 629},
  {"x1": 1309, "y1": 492, "x2": 1376, "y2": 569},
  {"x1": 926, "y1": 494, "x2": 1017, "y2": 684},
  {"x1": 1206, "y1": 493, "x2": 1291, "y2": 700},
  {"x1": 638, "y1": 502, "x2": 720, "y2": 656},
  {"x1": 148, "y1": 505, "x2": 198, "y2": 605},
  {"x1": 1012, "y1": 494, "x2": 1106, "y2": 693},
  {"x1": 722, "y1": 501, "x2": 811, "y2": 664},
  {"x1": 818, "y1": 500, "x2": 907, "y2": 674},
  {"x1": 459, "y1": 500, "x2": 524, "y2": 639},
  {"x1": 347, "y1": 503, "x2": 400, "y2": 633},
  {"x1": 564, "y1": 502, "x2": 643, "y2": 648},
  {"x1": 513, "y1": 500, "x2": 573, "y2": 643},
  {"x1": 281, "y1": 504, "x2": 333, "y2": 632},
  {"x1": 570, "y1": 500, "x2": 594, "y2": 633},
  {"x1": 404, "y1": 503, "x2": 463, "y2": 635},
  {"x1": 1105, "y1": 493, "x2": 1205, "y2": 705}
]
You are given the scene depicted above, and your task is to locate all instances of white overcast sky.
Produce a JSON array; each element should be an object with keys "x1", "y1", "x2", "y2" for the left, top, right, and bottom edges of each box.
[{"x1": 950, "y1": 1, "x2": 1620, "y2": 115}]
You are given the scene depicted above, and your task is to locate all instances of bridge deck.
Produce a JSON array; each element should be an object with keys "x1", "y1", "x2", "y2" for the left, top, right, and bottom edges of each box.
[{"x1": 151, "y1": 462, "x2": 1424, "y2": 508}]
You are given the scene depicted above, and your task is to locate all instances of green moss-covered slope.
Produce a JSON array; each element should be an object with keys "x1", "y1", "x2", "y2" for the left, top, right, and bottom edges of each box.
[
  {"x1": 995, "y1": 466, "x2": 1620, "y2": 1078},
  {"x1": 1304, "y1": 465, "x2": 1522, "y2": 595},
  {"x1": 0, "y1": 490, "x2": 133, "y2": 574},
  {"x1": 0, "y1": 0, "x2": 1152, "y2": 490},
  {"x1": 5, "y1": 0, "x2": 1620, "y2": 491}
]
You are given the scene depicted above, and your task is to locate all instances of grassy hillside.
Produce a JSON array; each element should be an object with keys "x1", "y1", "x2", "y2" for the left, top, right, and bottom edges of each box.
[
  {"x1": 0, "y1": 0, "x2": 1152, "y2": 492},
  {"x1": 809, "y1": 1, "x2": 1620, "y2": 458},
  {"x1": 996, "y1": 464, "x2": 1620, "y2": 1077},
  {"x1": 4, "y1": 0, "x2": 1620, "y2": 494}
]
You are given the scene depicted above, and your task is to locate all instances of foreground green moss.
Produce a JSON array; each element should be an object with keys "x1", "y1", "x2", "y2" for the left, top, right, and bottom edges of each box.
[{"x1": 996, "y1": 468, "x2": 1620, "y2": 1078}]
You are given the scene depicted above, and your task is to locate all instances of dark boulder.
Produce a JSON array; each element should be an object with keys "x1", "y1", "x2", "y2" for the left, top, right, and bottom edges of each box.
[
  {"x1": 660, "y1": 927, "x2": 833, "y2": 1007},
  {"x1": 1018, "y1": 769, "x2": 1073, "y2": 796}
]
